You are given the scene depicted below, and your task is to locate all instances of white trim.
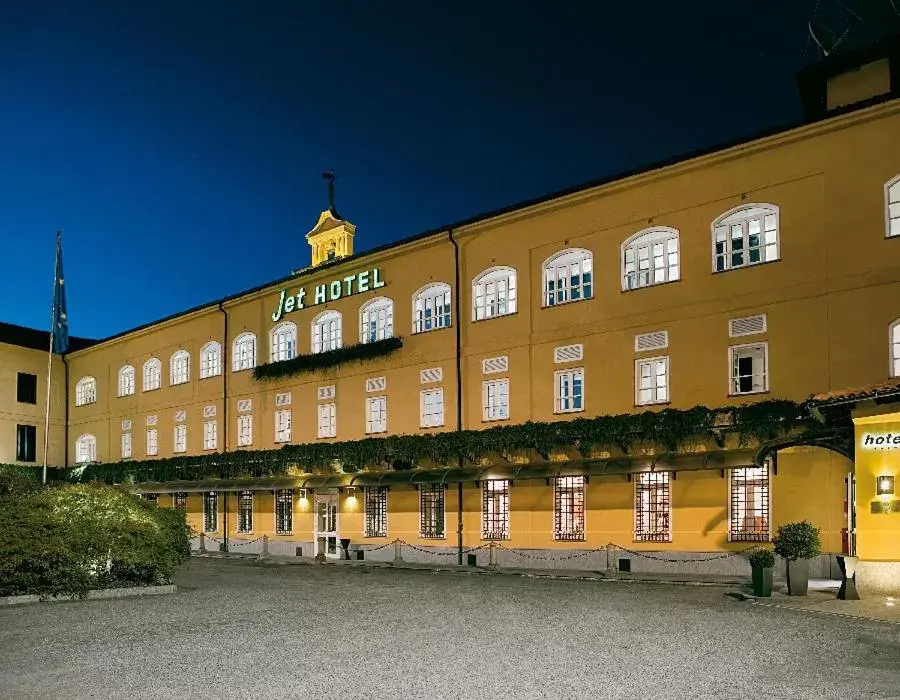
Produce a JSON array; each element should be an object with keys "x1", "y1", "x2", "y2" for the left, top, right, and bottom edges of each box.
[
  {"x1": 365, "y1": 396, "x2": 387, "y2": 434},
  {"x1": 359, "y1": 296, "x2": 394, "y2": 343},
  {"x1": 199, "y1": 341, "x2": 222, "y2": 379},
  {"x1": 635, "y1": 355, "x2": 670, "y2": 406},
  {"x1": 75, "y1": 376, "x2": 97, "y2": 406},
  {"x1": 634, "y1": 331, "x2": 668, "y2": 352},
  {"x1": 232, "y1": 332, "x2": 257, "y2": 372},
  {"x1": 311, "y1": 310, "x2": 342, "y2": 353},
  {"x1": 886, "y1": 174, "x2": 900, "y2": 238},
  {"x1": 117, "y1": 365, "x2": 135, "y2": 397},
  {"x1": 75, "y1": 433, "x2": 97, "y2": 464},
  {"x1": 420, "y1": 388, "x2": 444, "y2": 428},
  {"x1": 728, "y1": 341, "x2": 769, "y2": 396},
  {"x1": 711, "y1": 203, "x2": 780, "y2": 272},
  {"x1": 169, "y1": 349, "x2": 190, "y2": 386},
  {"x1": 542, "y1": 248, "x2": 593, "y2": 307},
  {"x1": 890, "y1": 319, "x2": 900, "y2": 378},
  {"x1": 621, "y1": 226, "x2": 680, "y2": 291},
  {"x1": 270, "y1": 322, "x2": 298, "y2": 362},
  {"x1": 482, "y1": 378, "x2": 510, "y2": 422},
  {"x1": 412, "y1": 282, "x2": 452, "y2": 334},
  {"x1": 553, "y1": 367, "x2": 585, "y2": 414},
  {"x1": 472, "y1": 266, "x2": 517, "y2": 320},
  {"x1": 143, "y1": 358, "x2": 162, "y2": 391}
]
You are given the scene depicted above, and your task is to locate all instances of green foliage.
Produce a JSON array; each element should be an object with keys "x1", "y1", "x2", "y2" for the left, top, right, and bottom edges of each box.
[
  {"x1": 253, "y1": 337, "x2": 403, "y2": 381},
  {"x1": 772, "y1": 520, "x2": 822, "y2": 561},
  {"x1": 73, "y1": 399, "x2": 813, "y2": 485},
  {"x1": 748, "y1": 548, "x2": 775, "y2": 568},
  {"x1": 0, "y1": 483, "x2": 191, "y2": 599}
]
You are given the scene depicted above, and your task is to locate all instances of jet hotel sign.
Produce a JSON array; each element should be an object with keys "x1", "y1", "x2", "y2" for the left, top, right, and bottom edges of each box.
[{"x1": 271, "y1": 267, "x2": 385, "y2": 322}]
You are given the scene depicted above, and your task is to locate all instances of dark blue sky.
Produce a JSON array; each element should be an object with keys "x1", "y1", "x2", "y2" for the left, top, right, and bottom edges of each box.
[{"x1": 1, "y1": 1, "x2": 890, "y2": 340}]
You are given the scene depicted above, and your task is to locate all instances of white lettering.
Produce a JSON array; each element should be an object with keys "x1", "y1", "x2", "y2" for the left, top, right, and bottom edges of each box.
[
  {"x1": 358, "y1": 270, "x2": 370, "y2": 292},
  {"x1": 314, "y1": 284, "x2": 326, "y2": 305},
  {"x1": 329, "y1": 280, "x2": 342, "y2": 300},
  {"x1": 344, "y1": 276, "x2": 355, "y2": 295},
  {"x1": 372, "y1": 267, "x2": 385, "y2": 288},
  {"x1": 296, "y1": 289, "x2": 305, "y2": 310},
  {"x1": 271, "y1": 290, "x2": 286, "y2": 322}
]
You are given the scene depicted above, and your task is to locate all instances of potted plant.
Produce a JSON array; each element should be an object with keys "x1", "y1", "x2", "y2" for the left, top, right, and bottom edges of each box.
[
  {"x1": 748, "y1": 549, "x2": 775, "y2": 597},
  {"x1": 773, "y1": 520, "x2": 821, "y2": 596}
]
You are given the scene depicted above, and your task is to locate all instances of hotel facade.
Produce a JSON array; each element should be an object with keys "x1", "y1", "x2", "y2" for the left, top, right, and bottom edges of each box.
[{"x1": 4, "y1": 38, "x2": 900, "y2": 592}]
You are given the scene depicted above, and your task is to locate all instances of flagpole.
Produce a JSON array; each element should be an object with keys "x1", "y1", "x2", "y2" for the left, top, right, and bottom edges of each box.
[{"x1": 42, "y1": 324, "x2": 54, "y2": 485}]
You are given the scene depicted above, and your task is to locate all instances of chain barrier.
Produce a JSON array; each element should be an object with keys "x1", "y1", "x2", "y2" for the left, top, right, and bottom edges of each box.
[
  {"x1": 359, "y1": 538, "x2": 402, "y2": 552},
  {"x1": 495, "y1": 543, "x2": 605, "y2": 561},
  {"x1": 611, "y1": 542, "x2": 761, "y2": 563},
  {"x1": 228, "y1": 537, "x2": 264, "y2": 548}
]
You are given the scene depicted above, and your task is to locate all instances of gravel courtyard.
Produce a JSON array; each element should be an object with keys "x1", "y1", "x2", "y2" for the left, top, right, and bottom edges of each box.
[{"x1": 1, "y1": 558, "x2": 898, "y2": 700}]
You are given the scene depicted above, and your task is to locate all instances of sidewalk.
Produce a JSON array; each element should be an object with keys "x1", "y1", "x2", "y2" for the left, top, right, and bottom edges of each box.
[{"x1": 737, "y1": 585, "x2": 900, "y2": 624}]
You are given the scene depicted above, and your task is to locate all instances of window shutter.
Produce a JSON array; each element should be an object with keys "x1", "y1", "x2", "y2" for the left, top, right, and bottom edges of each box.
[
  {"x1": 366, "y1": 376, "x2": 387, "y2": 392},
  {"x1": 121, "y1": 419, "x2": 132, "y2": 431},
  {"x1": 275, "y1": 392, "x2": 292, "y2": 406},
  {"x1": 420, "y1": 367, "x2": 443, "y2": 384},
  {"x1": 237, "y1": 399, "x2": 252, "y2": 413},
  {"x1": 146, "y1": 415, "x2": 158, "y2": 426},
  {"x1": 729, "y1": 314, "x2": 767, "y2": 337},
  {"x1": 318, "y1": 385, "x2": 336, "y2": 401},
  {"x1": 635, "y1": 331, "x2": 669, "y2": 352},
  {"x1": 203, "y1": 405, "x2": 217, "y2": 418},
  {"x1": 174, "y1": 410, "x2": 186, "y2": 423},
  {"x1": 482, "y1": 356, "x2": 509, "y2": 374},
  {"x1": 554, "y1": 344, "x2": 584, "y2": 364}
]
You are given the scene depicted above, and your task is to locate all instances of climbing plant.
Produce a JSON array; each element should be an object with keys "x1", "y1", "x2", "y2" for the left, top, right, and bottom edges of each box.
[{"x1": 252, "y1": 337, "x2": 403, "y2": 381}]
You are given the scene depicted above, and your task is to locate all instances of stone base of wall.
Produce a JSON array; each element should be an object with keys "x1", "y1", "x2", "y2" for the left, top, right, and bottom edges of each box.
[{"x1": 856, "y1": 560, "x2": 900, "y2": 595}]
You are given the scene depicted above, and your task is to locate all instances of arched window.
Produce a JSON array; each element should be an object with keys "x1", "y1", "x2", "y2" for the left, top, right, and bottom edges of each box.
[
  {"x1": 270, "y1": 322, "x2": 298, "y2": 362},
  {"x1": 312, "y1": 311, "x2": 342, "y2": 353},
  {"x1": 712, "y1": 204, "x2": 779, "y2": 272},
  {"x1": 473, "y1": 267, "x2": 517, "y2": 320},
  {"x1": 199, "y1": 341, "x2": 222, "y2": 379},
  {"x1": 143, "y1": 358, "x2": 162, "y2": 391},
  {"x1": 232, "y1": 332, "x2": 257, "y2": 372},
  {"x1": 891, "y1": 320, "x2": 900, "y2": 377},
  {"x1": 413, "y1": 283, "x2": 451, "y2": 333},
  {"x1": 543, "y1": 248, "x2": 593, "y2": 306},
  {"x1": 170, "y1": 350, "x2": 191, "y2": 385},
  {"x1": 117, "y1": 365, "x2": 135, "y2": 397},
  {"x1": 75, "y1": 376, "x2": 97, "y2": 406},
  {"x1": 622, "y1": 227, "x2": 680, "y2": 291},
  {"x1": 359, "y1": 297, "x2": 394, "y2": 343},
  {"x1": 887, "y1": 175, "x2": 900, "y2": 238},
  {"x1": 75, "y1": 434, "x2": 97, "y2": 464}
]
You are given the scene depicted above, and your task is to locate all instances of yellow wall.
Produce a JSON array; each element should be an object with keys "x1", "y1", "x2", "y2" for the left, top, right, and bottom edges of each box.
[{"x1": 852, "y1": 411, "x2": 900, "y2": 562}]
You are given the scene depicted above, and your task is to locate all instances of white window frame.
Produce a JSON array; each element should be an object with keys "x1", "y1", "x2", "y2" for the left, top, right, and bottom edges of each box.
[
  {"x1": 621, "y1": 227, "x2": 680, "y2": 291},
  {"x1": 472, "y1": 266, "x2": 517, "y2": 320},
  {"x1": 482, "y1": 379, "x2": 510, "y2": 422},
  {"x1": 729, "y1": 342, "x2": 769, "y2": 396},
  {"x1": 412, "y1": 282, "x2": 452, "y2": 334},
  {"x1": 117, "y1": 365, "x2": 135, "y2": 397},
  {"x1": 173, "y1": 424, "x2": 187, "y2": 453},
  {"x1": 270, "y1": 322, "x2": 298, "y2": 362},
  {"x1": 203, "y1": 420, "x2": 218, "y2": 451},
  {"x1": 312, "y1": 310, "x2": 342, "y2": 353},
  {"x1": 75, "y1": 376, "x2": 97, "y2": 406},
  {"x1": 635, "y1": 356, "x2": 670, "y2": 406},
  {"x1": 232, "y1": 332, "x2": 257, "y2": 372},
  {"x1": 75, "y1": 434, "x2": 96, "y2": 464},
  {"x1": 237, "y1": 415, "x2": 253, "y2": 447},
  {"x1": 553, "y1": 476, "x2": 585, "y2": 541},
  {"x1": 199, "y1": 341, "x2": 222, "y2": 379},
  {"x1": 891, "y1": 319, "x2": 900, "y2": 378},
  {"x1": 121, "y1": 432, "x2": 132, "y2": 459},
  {"x1": 554, "y1": 368, "x2": 584, "y2": 414},
  {"x1": 146, "y1": 428, "x2": 158, "y2": 456},
  {"x1": 170, "y1": 350, "x2": 190, "y2": 386},
  {"x1": 318, "y1": 403, "x2": 337, "y2": 438},
  {"x1": 712, "y1": 204, "x2": 780, "y2": 272},
  {"x1": 275, "y1": 409, "x2": 292, "y2": 443},
  {"x1": 366, "y1": 396, "x2": 387, "y2": 434},
  {"x1": 542, "y1": 248, "x2": 593, "y2": 307},
  {"x1": 886, "y1": 175, "x2": 900, "y2": 238},
  {"x1": 359, "y1": 297, "x2": 394, "y2": 343},
  {"x1": 420, "y1": 388, "x2": 444, "y2": 428},
  {"x1": 143, "y1": 358, "x2": 162, "y2": 391},
  {"x1": 634, "y1": 472, "x2": 671, "y2": 543}
]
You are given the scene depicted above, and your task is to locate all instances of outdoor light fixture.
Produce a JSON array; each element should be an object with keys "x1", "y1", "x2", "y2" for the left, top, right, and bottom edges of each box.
[
  {"x1": 876, "y1": 475, "x2": 895, "y2": 496},
  {"x1": 346, "y1": 486, "x2": 356, "y2": 497},
  {"x1": 298, "y1": 488, "x2": 307, "y2": 499}
]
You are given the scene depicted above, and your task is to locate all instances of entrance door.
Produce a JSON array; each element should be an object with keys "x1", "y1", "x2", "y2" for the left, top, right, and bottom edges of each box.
[{"x1": 315, "y1": 494, "x2": 339, "y2": 559}]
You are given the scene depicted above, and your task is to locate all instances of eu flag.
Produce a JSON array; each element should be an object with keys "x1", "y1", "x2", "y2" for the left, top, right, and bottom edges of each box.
[{"x1": 50, "y1": 231, "x2": 69, "y2": 354}]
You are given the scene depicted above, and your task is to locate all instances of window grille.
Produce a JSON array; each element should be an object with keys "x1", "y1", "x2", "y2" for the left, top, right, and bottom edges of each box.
[
  {"x1": 634, "y1": 472, "x2": 671, "y2": 542},
  {"x1": 482, "y1": 356, "x2": 509, "y2": 374},
  {"x1": 419, "y1": 484, "x2": 445, "y2": 538},
  {"x1": 366, "y1": 376, "x2": 387, "y2": 392},
  {"x1": 481, "y1": 480, "x2": 510, "y2": 540},
  {"x1": 554, "y1": 476, "x2": 585, "y2": 540},
  {"x1": 544, "y1": 248, "x2": 593, "y2": 306},
  {"x1": 121, "y1": 419, "x2": 132, "y2": 431},
  {"x1": 554, "y1": 344, "x2": 583, "y2": 364},
  {"x1": 174, "y1": 492, "x2": 187, "y2": 509},
  {"x1": 174, "y1": 410, "x2": 186, "y2": 423},
  {"x1": 364, "y1": 487, "x2": 388, "y2": 537},
  {"x1": 144, "y1": 493, "x2": 158, "y2": 505},
  {"x1": 318, "y1": 385, "x2": 336, "y2": 400},
  {"x1": 203, "y1": 405, "x2": 216, "y2": 418},
  {"x1": 729, "y1": 466, "x2": 770, "y2": 541},
  {"x1": 275, "y1": 489, "x2": 293, "y2": 534},
  {"x1": 729, "y1": 314, "x2": 767, "y2": 338},
  {"x1": 635, "y1": 331, "x2": 668, "y2": 352},
  {"x1": 237, "y1": 491, "x2": 253, "y2": 533},
  {"x1": 203, "y1": 492, "x2": 217, "y2": 532},
  {"x1": 146, "y1": 415, "x2": 158, "y2": 426},
  {"x1": 413, "y1": 283, "x2": 452, "y2": 333},
  {"x1": 473, "y1": 267, "x2": 517, "y2": 320}
]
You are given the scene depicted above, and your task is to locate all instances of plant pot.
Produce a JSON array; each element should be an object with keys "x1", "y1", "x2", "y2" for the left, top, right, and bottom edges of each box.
[
  {"x1": 751, "y1": 565, "x2": 773, "y2": 597},
  {"x1": 786, "y1": 558, "x2": 809, "y2": 596}
]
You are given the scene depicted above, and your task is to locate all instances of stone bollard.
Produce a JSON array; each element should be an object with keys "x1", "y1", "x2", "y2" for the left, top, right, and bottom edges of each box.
[
  {"x1": 261, "y1": 534, "x2": 269, "y2": 559},
  {"x1": 392, "y1": 540, "x2": 404, "y2": 566},
  {"x1": 487, "y1": 541, "x2": 499, "y2": 570},
  {"x1": 199, "y1": 532, "x2": 206, "y2": 554},
  {"x1": 607, "y1": 543, "x2": 617, "y2": 578}
]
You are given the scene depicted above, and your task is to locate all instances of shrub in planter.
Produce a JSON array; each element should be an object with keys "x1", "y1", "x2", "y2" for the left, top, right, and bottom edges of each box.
[
  {"x1": 773, "y1": 520, "x2": 821, "y2": 596},
  {"x1": 747, "y1": 549, "x2": 775, "y2": 597}
]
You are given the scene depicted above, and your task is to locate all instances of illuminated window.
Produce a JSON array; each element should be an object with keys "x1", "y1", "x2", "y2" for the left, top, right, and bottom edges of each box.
[
  {"x1": 203, "y1": 420, "x2": 217, "y2": 450},
  {"x1": 413, "y1": 283, "x2": 452, "y2": 333},
  {"x1": 173, "y1": 424, "x2": 187, "y2": 453},
  {"x1": 203, "y1": 492, "x2": 218, "y2": 532},
  {"x1": 887, "y1": 175, "x2": 900, "y2": 237},
  {"x1": 121, "y1": 432, "x2": 132, "y2": 459},
  {"x1": 481, "y1": 480, "x2": 510, "y2": 540},
  {"x1": 554, "y1": 369, "x2": 584, "y2": 413},
  {"x1": 75, "y1": 376, "x2": 97, "y2": 406},
  {"x1": 543, "y1": 248, "x2": 592, "y2": 306},
  {"x1": 634, "y1": 472, "x2": 670, "y2": 542},
  {"x1": 237, "y1": 415, "x2": 253, "y2": 447},
  {"x1": 199, "y1": 341, "x2": 222, "y2": 379},
  {"x1": 75, "y1": 433, "x2": 96, "y2": 464},
  {"x1": 729, "y1": 465, "x2": 770, "y2": 542},
  {"x1": 143, "y1": 358, "x2": 162, "y2": 391},
  {"x1": 483, "y1": 379, "x2": 509, "y2": 421},
  {"x1": 366, "y1": 396, "x2": 387, "y2": 434},
  {"x1": 730, "y1": 343, "x2": 769, "y2": 395},
  {"x1": 232, "y1": 332, "x2": 257, "y2": 372},
  {"x1": 318, "y1": 403, "x2": 336, "y2": 438},
  {"x1": 118, "y1": 365, "x2": 135, "y2": 397},
  {"x1": 419, "y1": 484, "x2": 445, "y2": 538},
  {"x1": 275, "y1": 409, "x2": 292, "y2": 443},
  {"x1": 312, "y1": 310, "x2": 342, "y2": 353},
  {"x1": 270, "y1": 322, "x2": 298, "y2": 362},
  {"x1": 174, "y1": 492, "x2": 187, "y2": 509},
  {"x1": 364, "y1": 487, "x2": 387, "y2": 538},
  {"x1": 275, "y1": 489, "x2": 293, "y2": 534},
  {"x1": 473, "y1": 267, "x2": 517, "y2": 320},
  {"x1": 712, "y1": 204, "x2": 779, "y2": 272},
  {"x1": 146, "y1": 428, "x2": 158, "y2": 456},
  {"x1": 636, "y1": 356, "x2": 669, "y2": 405},
  {"x1": 622, "y1": 227, "x2": 680, "y2": 290},
  {"x1": 554, "y1": 476, "x2": 585, "y2": 541},
  {"x1": 359, "y1": 297, "x2": 394, "y2": 343},
  {"x1": 420, "y1": 388, "x2": 444, "y2": 428},
  {"x1": 237, "y1": 491, "x2": 253, "y2": 533},
  {"x1": 170, "y1": 350, "x2": 190, "y2": 385},
  {"x1": 890, "y1": 320, "x2": 900, "y2": 377}
]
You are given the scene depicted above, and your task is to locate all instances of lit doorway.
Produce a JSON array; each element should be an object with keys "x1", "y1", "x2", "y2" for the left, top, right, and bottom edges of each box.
[{"x1": 315, "y1": 493, "x2": 339, "y2": 559}]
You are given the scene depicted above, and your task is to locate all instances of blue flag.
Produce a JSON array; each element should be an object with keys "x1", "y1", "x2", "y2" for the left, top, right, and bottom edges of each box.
[{"x1": 50, "y1": 231, "x2": 69, "y2": 354}]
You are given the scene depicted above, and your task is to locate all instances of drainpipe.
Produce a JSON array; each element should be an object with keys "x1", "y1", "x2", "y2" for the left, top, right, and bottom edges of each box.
[
  {"x1": 62, "y1": 354, "x2": 69, "y2": 468},
  {"x1": 449, "y1": 229, "x2": 464, "y2": 565},
  {"x1": 218, "y1": 302, "x2": 229, "y2": 552}
]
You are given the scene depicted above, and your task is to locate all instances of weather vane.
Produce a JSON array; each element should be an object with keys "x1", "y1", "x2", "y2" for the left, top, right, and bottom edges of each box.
[{"x1": 321, "y1": 169, "x2": 340, "y2": 219}]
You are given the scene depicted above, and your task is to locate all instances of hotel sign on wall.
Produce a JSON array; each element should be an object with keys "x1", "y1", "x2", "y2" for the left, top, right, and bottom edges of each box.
[
  {"x1": 860, "y1": 432, "x2": 900, "y2": 449},
  {"x1": 271, "y1": 267, "x2": 385, "y2": 322}
]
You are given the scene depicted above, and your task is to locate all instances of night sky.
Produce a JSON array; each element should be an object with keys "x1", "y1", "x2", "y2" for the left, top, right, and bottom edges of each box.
[{"x1": 1, "y1": 1, "x2": 896, "y2": 340}]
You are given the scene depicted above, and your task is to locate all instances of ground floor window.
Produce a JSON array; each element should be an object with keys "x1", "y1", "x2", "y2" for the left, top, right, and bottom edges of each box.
[
  {"x1": 634, "y1": 472, "x2": 670, "y2": 542},
  {"x1": 275, "y1": 489, "x2": 293, "y2": 534},
  {"x1": 174, "y1": 492, "x2": 187, "y2": 509},
  {"x1": 364, "y1": 487, "x2": 388, "y2": 537},
  {"x1": 554, "y1": 476, "x2": 585, "y2": 540},
  {"x1": 481, "y1": 479, "x2": 510, "y2": 540},
  {"x1": 237, "y1": 491, "x2": 253, "y2": 533},
  {"x1": 237, "y1": 415, "x2": 253, "y2": 446},
  {"x1": 729, "y1": 465, "x2": 770, "y2": 541},
  {"x1": 203, "y1": 492, "x2": 218, "y2": 533},
  {"x1": 419, "y1": 485, "x2": 445, "y2": 538}
]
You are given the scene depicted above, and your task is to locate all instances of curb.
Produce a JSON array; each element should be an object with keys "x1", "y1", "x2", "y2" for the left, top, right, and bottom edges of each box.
[
  {"x1": 736, "y1": 592, "x2": 900, "y2": 626},
  {"x1": 0, "y1": 584, "x2": 177, "y2": 606}
]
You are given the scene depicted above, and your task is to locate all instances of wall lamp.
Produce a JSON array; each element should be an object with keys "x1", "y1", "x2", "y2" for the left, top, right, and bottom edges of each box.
[
  {"x1": 298, "y1": 488, "x2": 307, "y2": 499},
  {"x1": 876, "y1": 475, "x2": 895, "y2": 497},
  {"x1": 346, "y1": 486, "x2": 357, "y2": 498}
]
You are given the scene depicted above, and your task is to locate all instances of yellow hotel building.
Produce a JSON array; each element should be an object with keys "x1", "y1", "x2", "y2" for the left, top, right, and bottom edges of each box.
[{"x1": 3, "y1": 37, "x2": 900, "y2": 593}]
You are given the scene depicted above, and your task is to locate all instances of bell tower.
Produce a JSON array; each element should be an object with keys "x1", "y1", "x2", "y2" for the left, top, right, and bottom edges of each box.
[{"x1": 305, "y1": 170, "x2": 355, "y2": 267}]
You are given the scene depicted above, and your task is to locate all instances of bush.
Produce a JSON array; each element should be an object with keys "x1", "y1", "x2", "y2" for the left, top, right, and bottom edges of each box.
[
  {"x1": 0, "y1": 483, "x2": 191, "y2": 599},
  {"x1": 748, "y1": 549, "x2": 775, "y2": 569},
  {"x1": 772, "y1": 521, "x2": 821, "y2": 562}
]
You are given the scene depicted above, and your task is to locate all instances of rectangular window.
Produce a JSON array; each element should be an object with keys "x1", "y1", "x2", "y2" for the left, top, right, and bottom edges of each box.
[
  {"x1": 481, "y1": 480, "x2": 510, "y2": 540},
  {"x1": 174, "y1": 492, "x2": 187, "y2": 509},
  {"x1": 554, "y1": 369, "x2": 584, "y2": 413},
  {"x1": 174, "y1": 424, "x2": 187, "y2": 453},
  {"x1": 144, "y1": 493, "x2": 158, "y2": 505},
  {"x1": 203, "y1": 420, "x2": 217, "y2": 450},
  {"x1": 634, "y1": 472, "x2": 671, "y2": 542},
  {"x1": 482, "y1": 379, "x2": 509, "y2": 421},
  {"x1": 366, "y1": 396, "x2": 387, "y2": 434},
  {"x1": 275, "y1": 409, "x2": 292, "y2": 443},
  {"x1": 419, "y1": 484, "x2": 445, "y2": 538},
  {"x1": 16, "y1": 373, "x2": 37, "y2": 404},
  {"x1": 203, "y1": 492, "x2": 218, "y2": 532},
  {"x1": 554, "y1": 476, "x2": 585, "y2": 540},
  {"x1": 636, "y1": 356, "x2": 669, "y2": 405},
  {"x1": 146, "y1": 428, "x2": 158, "y2": 456},
  {"x1": 729, "y1": 465, "x2": 770, "y2": 542},
  {"x1": 237, "y1": 490, "x2": 253, "y2": 533},
  {"x1": 364, "y1": 487, "x2": 388, "y2": 538},
  {"x1": 420, "y1": 388, "x2": 444, "y2": 428},
  {"x1": 730, "y1": 343, "x2": 768, "y2": 395},
  {"x1": 237, "y1": 415, "x2": 253, "y2": 446},
  {"x1": 121, "y1": 432, "x2": 132, "y2": 459},
  {"x1": 15, "y1": 424, "x2": 36, "y2": 462},
  {"x1": 275, "y1": 489, "x2": 293, "y2": 534},
  {"x1": 318, "y1": 403, "x2": 336, "y2": 438}
]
